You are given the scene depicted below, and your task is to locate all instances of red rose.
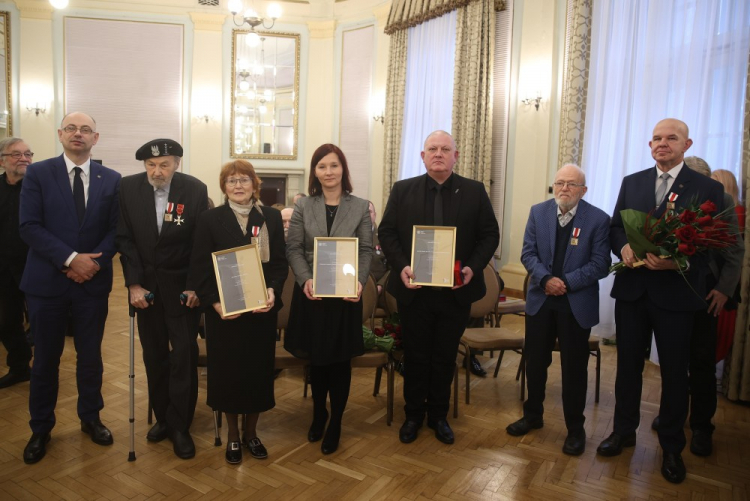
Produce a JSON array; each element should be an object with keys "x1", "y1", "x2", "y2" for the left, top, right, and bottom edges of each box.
[
  {"x1": 384, "y1": 323, "x2": 393, "y2": 331},
  {"x1": 696, "y1": 215, "x2": 714, "y2": 227},
  {"x1": 395, "y1": 325, "x2": 402, "y2": 334},
  {"x1": 675, "y1": 225, "x2": 697, "y2": 242},
  {"x1": 374, "y1": 328, "x2": 385, "y2": 337},
  {"x1": 679, "y1": 210, "x2": 697, "y2": 224},
  {"x1": 699, "y1": 201, "x2": 717, "y2": 214},
  {"x1": 678, "y1": 243, "x2": 696, "y2": 256}
]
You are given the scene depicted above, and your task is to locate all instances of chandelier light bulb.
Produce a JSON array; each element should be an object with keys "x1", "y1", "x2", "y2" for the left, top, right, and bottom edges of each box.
[
  {"x1": 259, "y1": 105, "x2": 267, "y2": 114},
  {"x1": 49, "y1": 0, "x2": 69, "y2": 8},
  {"x1": 228, "y1": 0, "x2": 242, "y2": 14},
  {"x1": 267, "y1": 3, "x2": 282, "y2": 20},
  {"x1": 263, "y1": 89, "x2": 273, "y2": 100},
  {"x1": 245, "y1": 32, "x2": 260, "y2": 48},
  {"x1": 244, "y1": 9, "x2": 258, "y2": 19},
  {"x1": 238, "y1": 80, "x2": 251, "y2": 92}
]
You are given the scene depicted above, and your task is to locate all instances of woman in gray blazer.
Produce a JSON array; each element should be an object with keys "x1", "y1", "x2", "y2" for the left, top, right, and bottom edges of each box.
[{"x1": 285, "y1": 144, "x2": 372, "y2": 455}]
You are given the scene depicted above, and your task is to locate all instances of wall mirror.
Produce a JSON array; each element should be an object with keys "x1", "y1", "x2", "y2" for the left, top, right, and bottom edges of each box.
[
  {"x1": 0, "y1": 11, "x2": 11, "y2": 139},
  {"x1": 231, "y1": 30, "x2": 299, "y2": 159}
]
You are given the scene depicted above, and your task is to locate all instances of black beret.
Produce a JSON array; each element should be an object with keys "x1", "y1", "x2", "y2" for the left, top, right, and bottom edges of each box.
[{"x1": 135, "y1": 139, "x2": 183, "y2": 160}]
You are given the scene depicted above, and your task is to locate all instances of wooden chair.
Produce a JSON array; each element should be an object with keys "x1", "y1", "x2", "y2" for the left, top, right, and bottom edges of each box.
[{"x1": 459, "y1": 265, "x2": 525, "y2": 404}]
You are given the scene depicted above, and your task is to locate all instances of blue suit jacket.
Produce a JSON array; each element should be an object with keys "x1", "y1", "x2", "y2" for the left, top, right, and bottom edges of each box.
[
  {"x1": 609, "y1": 166, "x2": 725, "y2": 311},
  {"x1": 19, "y1": 155, "x2": 121, "y2": 297},
  {"x1": 522, "y1": 198, "x2": 611, "y2": 329}
]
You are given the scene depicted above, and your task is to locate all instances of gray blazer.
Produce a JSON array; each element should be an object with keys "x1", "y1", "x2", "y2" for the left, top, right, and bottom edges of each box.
[{"x1": 286, "y1": 193, "x2": 373, "y2": 287}]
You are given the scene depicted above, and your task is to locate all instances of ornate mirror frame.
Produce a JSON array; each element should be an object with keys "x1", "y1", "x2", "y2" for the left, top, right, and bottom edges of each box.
[
  {"x1": 230, "y1": 29, "x2": 300, "y2": 160},
  {"x1": 0, "y1": 11, "x2": 12, "y2": 138}
]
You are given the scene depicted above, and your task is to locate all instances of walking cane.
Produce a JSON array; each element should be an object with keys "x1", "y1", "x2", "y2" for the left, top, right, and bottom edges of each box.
[{"x1": 128, "y1": 292, "x2": 153, "y2": 462}]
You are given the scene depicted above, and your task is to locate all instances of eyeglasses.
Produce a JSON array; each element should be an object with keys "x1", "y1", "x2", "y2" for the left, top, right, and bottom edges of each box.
[
  {"x1": 1, "y1": 152, "x2": 34, "y2": 159},
  {"x1": 553, "y1": 181, "x2": 584, "y2": 189},
  {"x1": 226, "y1": 177, "x2": 253, "y2": 187},
  {"x1": 62, "y1": 125, "x2": 95, "y2": 135}
]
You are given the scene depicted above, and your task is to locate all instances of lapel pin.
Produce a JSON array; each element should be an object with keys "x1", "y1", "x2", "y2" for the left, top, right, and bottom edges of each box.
[{"x1": 97, "y1": 175, "x2": 101, "y2": 178}]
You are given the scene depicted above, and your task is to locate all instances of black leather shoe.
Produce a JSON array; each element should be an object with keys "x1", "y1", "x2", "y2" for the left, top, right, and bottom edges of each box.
[
  {"x1": 562, "y1": 430, "x2": 586, "y2": 456},
  {"x1": 225, "y1": 441, "x2": 242, "y2": 464},
  {"x1": 146, "y1": 422, "x2": 169, "y2": 442},
  {"x1": 399, "y1": 420, "x2": 422, "y2": 444},
  {"x1": 23, "y1": 432, "x2": 50, "y2": 464},
  {"x1": 245, "y1": 437, "x2": 268, "y2": 459},
  {"x1": 81, "y1": 419, "x2": 113, "y2": 445},
  {"x1": 170, "y1": 429, "x2": 195, "y2": 459},
  {"x1": 690, "y1": 430, "x2": 713, "y2": 457},
  {"x1": 0, "y1": 370, "x2": 31, "y2": 389},
  {"x1": 651, "y1": 416, "x2": 660, "y2": 431},
  {"x1": 661, "y1": 451, "x2": 686, "y2": 484},
  {"x1": 321, "y1": 423, "x2": 341, "y2": 455},
  {"x1": 308, "y1": 410, "x2": 329, "y2": 443},
  {"x1": 467, "y1": 356, "x2": 487, "y2": 378},
  {"x1": 506, "y1": 417, "x2": 543, "y2": 437},
  {"x1": 427, "y1": 419, "x2": 454, "y2": 445},
  {"x1": 596, "y1": 432, "x2": 636, "y2": 457}
]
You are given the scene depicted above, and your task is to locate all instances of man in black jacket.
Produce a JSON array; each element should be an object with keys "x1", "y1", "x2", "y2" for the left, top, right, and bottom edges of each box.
[
  {"x1": 379, "y1": 130, "x2": 499, "y2": 445},
  {"x1": 116, "y1": 139, "x2": 208, "y2": 459},
  {"x1": 0, "y1": 137, "x2": 33, "y2": 388}
]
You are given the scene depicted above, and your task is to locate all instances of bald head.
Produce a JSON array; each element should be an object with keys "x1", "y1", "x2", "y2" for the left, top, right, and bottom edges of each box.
[
  {"x1": 650, "y1": 118, "x2": 692, "y2": 171},
  {"x1": 553, "y1": 163, "x2": 587, "y2": 213},
  {"x1": 421, "y1": 130, "x2": 459, "y2": 183}
]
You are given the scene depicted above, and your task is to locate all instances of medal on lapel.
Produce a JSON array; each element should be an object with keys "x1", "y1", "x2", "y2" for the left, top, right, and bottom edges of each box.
[
  {"x1": 251, "y1": 226, "x2": 260, "y2": 238},
  {"x1": 175, "y1": 204, "x2": 185, "y2": 226},
  {"x1": 164, "y1": 202, "x2": 174, "y2": 222},
  {"x1": 570, "y1": 227, "x2": 580, "y2": 246},
  {"x1": 666, "y1": 192, "x2": 678, "y2": 211}
]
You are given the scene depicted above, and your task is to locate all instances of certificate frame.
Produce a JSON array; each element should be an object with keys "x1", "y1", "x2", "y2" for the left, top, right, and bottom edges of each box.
[
  {"x1": 312, "y1": 237, "x2": 359, "y2": 298},
  {"x1": 410, "y1": 225, "x2": 457, "y2": 287},
  {"x1": 211, "y1": 243, "x2": 269, "y2": 316}
]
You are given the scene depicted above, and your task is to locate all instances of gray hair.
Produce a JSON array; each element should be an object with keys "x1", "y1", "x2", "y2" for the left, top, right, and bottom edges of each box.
[
  {"x1": 559, "y1": 163, "x2": 586, "y2": 186},
  {"x1": 684, "y1": 156, "x2": 711, "y2": 177},
  {"x1": 0, "y1": 137, "x2": 27, "y2": 153}
]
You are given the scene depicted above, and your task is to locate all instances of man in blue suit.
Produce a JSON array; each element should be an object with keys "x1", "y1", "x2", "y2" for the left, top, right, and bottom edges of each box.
[
  {"x1": 597, "y1": 119, "x2": 725, "y2": 484},
  {"x1": 505, "y1": 164, "x2": 611, "y2": 456},
  {"x1": 19, "y1": 112, "x2": 121, "y2": 464}
]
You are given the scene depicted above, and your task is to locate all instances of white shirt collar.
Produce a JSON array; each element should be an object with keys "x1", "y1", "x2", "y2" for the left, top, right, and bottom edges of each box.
[
  {"x1": 655, "y1": 161, "x2": 684, "y2": 180},
  {"x1": 63, "y1": 153, "x2": 91, "y2": 177}
]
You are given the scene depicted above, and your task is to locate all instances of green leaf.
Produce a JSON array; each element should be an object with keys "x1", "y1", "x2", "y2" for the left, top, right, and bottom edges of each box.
[{"x1": 621, "y1": 209, "x2": 661, "y2": 258}]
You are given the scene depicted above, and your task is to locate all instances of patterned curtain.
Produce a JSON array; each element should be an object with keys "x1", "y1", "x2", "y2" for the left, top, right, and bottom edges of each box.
[
  {"x1": 452, "y1": 0, "x2": 495, "y2": 190},
  {"x1": 383, "y1": 29, "x2": 408, "y2": 205},
  {"x1": 382, "y1": 0, "x2": 506, "y2": 203},
  {"x1": 725, "y1": 47, "x2": 750, "y2": 402},
  {"x1": 557, "y1": 0, "x2": 592, "y2": 169}
]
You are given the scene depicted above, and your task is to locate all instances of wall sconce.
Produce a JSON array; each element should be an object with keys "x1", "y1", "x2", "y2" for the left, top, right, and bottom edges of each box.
[
  {"x1": 26, "y1": 101, "x2": 47, "y2": 116},
  {"x1": 194, "y1": 114, "x2": 213, "y2": 124},
  {"x1": 49, "y1": 0, "x2": 69, "y2": 9},
  {"x1": 521, "y1": 93, "x2": 543, "y2": 111},
  {"x1": 371, "y1": 91, "x2": 385, "y2": 124},
  {"x1": 229, "y1": 0, "x2": 282, "y2": 30},
  {"x1": 192, "y1": 88, "x2": 221, "y2": 125},
  {"x1": 373, "y1": 113, "x2": 384, "y2": 124}
]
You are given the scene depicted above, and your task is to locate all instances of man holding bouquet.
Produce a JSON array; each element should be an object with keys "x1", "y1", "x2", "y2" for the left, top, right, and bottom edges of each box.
[{"x1": 597, "y1": 119, "x2": 725, "y2": 484}]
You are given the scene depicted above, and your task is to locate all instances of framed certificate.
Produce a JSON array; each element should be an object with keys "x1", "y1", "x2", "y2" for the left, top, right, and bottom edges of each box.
[
  {"x1": 211, "y1": 244, "x2": 269, "y2": 316},
  {"x1": 313, "y1": 237, "x2": 359, "y2": 298},
  {"x1": 410, "y1": 226, "x2": 457, "y2": 287}
]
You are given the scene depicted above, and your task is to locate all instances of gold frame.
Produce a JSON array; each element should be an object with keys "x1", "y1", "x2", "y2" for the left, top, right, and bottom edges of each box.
[
  {"x1": 230, "y1": 29, "x2": 300, "y2": 160},
  {"x1": 211, "y1": 243, "x2": 269, "y2": 316},
  {"x1": 0, "y1": 11, "x2": 12, "y2": 137},
  {"x1": 312, "y1": 237, "x2": 359, "y2": 298},
  {"x1": 410, "y1": 226, "x2": 457, "y2": 287}
]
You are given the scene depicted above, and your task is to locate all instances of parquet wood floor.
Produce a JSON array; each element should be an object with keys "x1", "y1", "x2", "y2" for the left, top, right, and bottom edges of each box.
[{"x1": 1, "y1": 263, "x2": 748, "y2": 500}]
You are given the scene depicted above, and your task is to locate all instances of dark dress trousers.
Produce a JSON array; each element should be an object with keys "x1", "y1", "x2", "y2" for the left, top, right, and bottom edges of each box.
[
  {"x1": 378, "y1": 173, "x2": 499, "y2": 422},
  {"x1": 609, "y1": 165, "x2": 725, "y2": 453},
  {"x1": 19, "y1": 155, "x2": 121, "y2": 433},
  {"x1": 188, "y1": 204, "x2": 288, "y2": 414},
  {"x1": 116, "y1": 172, "x2": 209, "y2": 432},
  {"x1": 521, "y1": 198, "x2": 611, "y2": 432},
  {"x1": 0, "y1": 173, "x2": 32, "y2": 374}
]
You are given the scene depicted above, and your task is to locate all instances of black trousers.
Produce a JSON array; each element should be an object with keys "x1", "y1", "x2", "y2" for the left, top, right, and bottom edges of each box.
[
  {"x1": 398, "y1": 288, "x2": 470, "y2": 422},
  {"x1": 523, "y1": 299, "x2": 590, "y2": 432},
  {"x1": 27, "y1": 288, "x2": 109, "y2": 433},
  {"x1": 137, "y1": 293, "x2": 199, "y2": 432},
  {"x1": 687, "y1": 308, "x2": 718, "y2": 433},
  {"x1": 614, "y1": 296, "x2": 693, "y2": 453},
  {"x1": 0, "y1": 275, "x2": 32, "y2": 373}
]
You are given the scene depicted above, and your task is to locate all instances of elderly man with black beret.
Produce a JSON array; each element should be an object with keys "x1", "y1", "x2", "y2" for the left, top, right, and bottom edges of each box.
[{"x1": 116, "y1": 139, "x2": 209, "y2": 459}]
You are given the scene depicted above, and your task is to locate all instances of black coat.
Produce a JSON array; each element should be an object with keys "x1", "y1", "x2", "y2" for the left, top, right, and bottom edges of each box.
[{"x1": 116, "y1": 171, "x2": 209, "y2": 317}]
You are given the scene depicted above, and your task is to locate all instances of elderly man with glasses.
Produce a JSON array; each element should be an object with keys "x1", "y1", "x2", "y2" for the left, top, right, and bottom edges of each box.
[
  {"x1": 116, "y1": 139, "x2": 208, "y2": 459},
  {"x1": 0, "y1": 138, "x2": 34, "y2": 389},
  {"x1": 19, "y1": 112, "x2": 121, "y2": 464},
  {"x1": 505, "y1": 164, "x2": 611, "y2": 456}
]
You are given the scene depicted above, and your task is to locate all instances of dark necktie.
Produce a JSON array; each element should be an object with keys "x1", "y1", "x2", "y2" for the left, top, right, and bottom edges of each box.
[
  {"x1": 73, "y1": 167, "x2": 85, "y2": 225},
  {"x1": 434, "y1": 185, "x2": 443, "y2": 226}
]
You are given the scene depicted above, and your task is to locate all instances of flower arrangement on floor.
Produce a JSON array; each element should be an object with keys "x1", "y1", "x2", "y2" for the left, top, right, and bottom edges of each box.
[{"x1": 610, "y1": 199, "x2": 738, "y2": 275}]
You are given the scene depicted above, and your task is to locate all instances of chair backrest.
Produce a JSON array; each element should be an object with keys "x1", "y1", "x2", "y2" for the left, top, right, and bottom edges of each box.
[
  {"x1": 469, "y1": 264, "x2": 501, "y2": 319},
  {"x1": 276, "y1": 267, "x2": 297, "y2": 331},
  {"x1": 361, "y1": 275, "x2": 378, "y2": 328}
]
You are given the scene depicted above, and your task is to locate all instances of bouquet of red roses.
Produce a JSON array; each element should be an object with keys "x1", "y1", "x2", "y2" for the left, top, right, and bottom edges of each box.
[{"x1": 610, "y1": 199, "x2": 738, "y2": 275}]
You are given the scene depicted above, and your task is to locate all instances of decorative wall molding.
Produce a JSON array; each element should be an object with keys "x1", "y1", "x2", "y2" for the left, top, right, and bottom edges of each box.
[
  {"x1": 189, "y1": 12, "x2": 225, "y2": 31},
  {"x1": 14, "y1": 0, "x2": 53, "y2": 20},
  {"x1": 308, "y1": 20, "x2": 336, "y2": 38}
]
